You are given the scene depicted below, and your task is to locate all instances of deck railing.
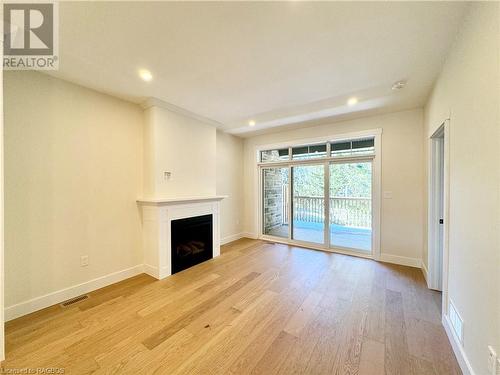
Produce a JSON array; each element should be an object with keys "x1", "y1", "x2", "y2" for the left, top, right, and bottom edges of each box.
[{"x1": 292, "y1": 196, "x2": 371, "y2": 229}]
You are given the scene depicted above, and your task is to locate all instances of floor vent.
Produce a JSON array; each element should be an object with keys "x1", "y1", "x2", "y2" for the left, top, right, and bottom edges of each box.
[{"x1": 60, "y1": 295, "x2": 89, "y2": 307}]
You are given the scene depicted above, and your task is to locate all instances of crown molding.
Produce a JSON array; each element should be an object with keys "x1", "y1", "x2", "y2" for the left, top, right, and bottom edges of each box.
[{"x1": 140, "y1": 97, "x2": 224, "y2": 129}]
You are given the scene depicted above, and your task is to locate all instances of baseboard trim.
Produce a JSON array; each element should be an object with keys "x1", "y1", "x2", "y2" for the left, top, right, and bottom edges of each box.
[
  {"x1": 421, "y1": 260, "x2": 429, "y2": 284},
  {"x1": 442, "y1": 314, "x2": 475, "y2": 375},
  {"x1": 379, "y1": 254, "x2": 421, "y2": 268},
  {"x1": 5, "y1": 264, "x2": 144, "y2": 321},
  {"x1": 221, "y1": 232, "x2": 245, "y2": 245},
  {"x1": 241, "y1": 231, "x2": 258, "y2": 239},
  {"x1": 143, "y1": 263, "x2": 159, "y2": 279}
]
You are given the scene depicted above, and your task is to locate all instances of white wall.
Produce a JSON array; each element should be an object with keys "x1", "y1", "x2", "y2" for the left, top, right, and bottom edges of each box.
[
  {"x1": 4, "y1": 72, "x2": 144, "y2": 311},
  {"x1": 216, "y1": 131, "x2": 244, "y2": 243},
  {"x1": 142, "y1": 105, "x2": 216, "y2": 199},
  {"x1": 142, "y1": 105, "x2": 244, "y2": 242},
  {"x1": 3, "y1": 72, "x2": 246, "y2": 320},
  {"x1": 243, "y1": 109, "x2": 424, "y2": 263},
  {"x1": 423, "y1": 3, "x2": 499, "y2": 374}
]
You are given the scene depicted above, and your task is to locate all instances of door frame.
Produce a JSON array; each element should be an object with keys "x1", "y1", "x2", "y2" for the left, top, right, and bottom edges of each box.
[
  {"x1": 428, "y1": 120, "x2": 450, "y2": 314},
  {"x1": 255, "y1": 129, "x2": 381, "y2": 261}
]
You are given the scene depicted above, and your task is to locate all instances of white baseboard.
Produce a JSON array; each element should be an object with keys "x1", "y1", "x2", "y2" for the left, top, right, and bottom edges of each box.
[
  {"x1": 4, "y1": 264, "x2": 144, "y2": 321},
  {"x1": 241, "y1": 231, "x2": 258, "y2": 239},
  {"x1": 421, "y1": 260, "x2": 429, "y2": 285},
  {"x1": 143, "y1": 263, "x2": 159, "y2": 279},
  {"x1": 221, "y1": 232, "x2": 245, "y2": 245},
  {"x1": 442, "y1": 314, "x2": 475, "y2": 375},
  {"x1": 379, "y1": 253, "x2": 421, "y2": 268}
]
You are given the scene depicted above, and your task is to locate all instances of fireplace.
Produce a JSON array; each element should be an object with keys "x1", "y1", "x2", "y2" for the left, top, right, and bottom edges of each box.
[
  {"x1": 138, "y1": 196, "x2": 224, "y2": 280},
  {"x1": 171, "y1": 214, "x2": 213, "y2": 274}
]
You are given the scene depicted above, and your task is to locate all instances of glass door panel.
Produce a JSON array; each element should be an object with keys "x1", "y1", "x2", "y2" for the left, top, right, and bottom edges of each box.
[
  {"x1": 292, "y1": 164, "x2": 325, "y2": 244},
  {"x1": 329, "y1": 162, "x2": 372, "y2": 252},
  {"x1": 262, "y1": 167, "x2": 289, "y2": 238}
]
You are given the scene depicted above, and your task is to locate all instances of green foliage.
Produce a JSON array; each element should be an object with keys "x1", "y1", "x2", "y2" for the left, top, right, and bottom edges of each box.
[
  {"x1": 330, "y1": 163, "x2": 371, "y2": 197},
  {"x1": 291, "y1": 163, "x2": 371, "y2": 197},
  {"x1": 293, "y1": 165, "x2": 324, "y2": 196}
]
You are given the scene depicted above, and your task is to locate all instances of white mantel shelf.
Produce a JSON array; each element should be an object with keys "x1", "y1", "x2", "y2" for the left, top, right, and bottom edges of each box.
[{"x1": 137, "y1": 195, "x2": 227, "y2": 205}]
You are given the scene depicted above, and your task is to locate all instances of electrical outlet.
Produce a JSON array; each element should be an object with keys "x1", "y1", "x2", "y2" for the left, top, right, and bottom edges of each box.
[
  {"x1": 488, "y1": 346, "x2": 497, "y2": 375},
  {"x1": 80, "y1": 255, "x2": 89, "y2": 267}
]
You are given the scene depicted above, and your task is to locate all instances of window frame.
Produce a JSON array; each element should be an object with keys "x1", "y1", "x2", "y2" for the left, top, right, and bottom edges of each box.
[
  {"x1": 260, "y1": 148, "x2": 290, "y2": 163},
  {"x1": 331, "y1": 137, "x2": 375, "y2": 158},
  {"x1": 258, "y1": 134, "x2": 377, "y2": 166}
]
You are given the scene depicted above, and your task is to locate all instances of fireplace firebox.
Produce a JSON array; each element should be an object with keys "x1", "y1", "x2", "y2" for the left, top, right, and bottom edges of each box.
[{"x1": 171, "y1": 214, "x2": 213, "y2": 274}]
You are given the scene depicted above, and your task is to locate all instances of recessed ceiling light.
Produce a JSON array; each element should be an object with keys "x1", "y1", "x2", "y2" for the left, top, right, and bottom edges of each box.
[
  {"x1": 347, "y1": 97, "x2": 358, "y2": 106},
  {"x1": 392, "y1": 80, "x2": 407, "y2": 90},
  {"x1": 248, "y1": 120, "x2": 256, "y2": 127},
  {"x1": 139, "y1": 69, "x2": 153, "y2": 82}
]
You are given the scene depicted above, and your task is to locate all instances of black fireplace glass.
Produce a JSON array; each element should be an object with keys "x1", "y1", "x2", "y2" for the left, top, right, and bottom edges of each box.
[{"x1": 171, "y1": 214, "x2": 213, "y2": 274}]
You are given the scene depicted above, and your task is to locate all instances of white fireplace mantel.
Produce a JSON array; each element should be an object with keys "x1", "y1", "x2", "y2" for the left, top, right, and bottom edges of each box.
[
  {"x1": 137, "y1": 196, "x2": 226, "y2": 279},
  {"x1": 137, "y1": 195, "x2": 227, "y2": 205}
]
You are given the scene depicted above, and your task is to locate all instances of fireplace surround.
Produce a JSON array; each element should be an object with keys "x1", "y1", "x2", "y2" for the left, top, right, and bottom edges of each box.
[{"x1": 137, "y1": 196, "x2": 225, "y2": 279}]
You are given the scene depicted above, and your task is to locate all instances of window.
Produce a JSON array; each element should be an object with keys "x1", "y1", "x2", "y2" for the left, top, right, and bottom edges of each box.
[
  {"x1": 260, "y1": 148, "x2": 289, "y2": 162},
  {"x1": 331, "y1": 137, "x2": 374, "y2": 157},
  {"x1": 260, "y1": 136, "x2": 375, "y2": 163},
  {"x1": 291, "y1": 144, "x2": 327, "y2": 160}
]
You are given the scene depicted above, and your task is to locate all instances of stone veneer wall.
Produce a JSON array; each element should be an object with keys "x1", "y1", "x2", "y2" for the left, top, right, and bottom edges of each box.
[{"x1": 263, "y1": 168, "x2": 285, "y2": 232}]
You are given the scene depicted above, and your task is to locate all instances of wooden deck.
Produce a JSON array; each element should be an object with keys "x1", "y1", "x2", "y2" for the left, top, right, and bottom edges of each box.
[{"x1": 2, "y1": 238, "x2": 461, "y2": 374}]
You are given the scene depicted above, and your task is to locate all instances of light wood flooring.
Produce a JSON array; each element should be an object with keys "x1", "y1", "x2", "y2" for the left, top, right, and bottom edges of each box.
[{"x1": 3, "y1": 238, "x2": 461, "y2": 374}]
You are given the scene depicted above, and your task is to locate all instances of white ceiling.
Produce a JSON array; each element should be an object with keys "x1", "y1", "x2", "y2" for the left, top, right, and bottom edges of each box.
[{"x1": 49, "y1": 1, "x2": 468, "y2": 136}]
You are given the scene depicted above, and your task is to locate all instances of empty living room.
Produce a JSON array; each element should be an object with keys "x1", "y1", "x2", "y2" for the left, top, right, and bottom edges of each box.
[{"x1": 0, "y1": 1, "x2": 499, "y2": 374}]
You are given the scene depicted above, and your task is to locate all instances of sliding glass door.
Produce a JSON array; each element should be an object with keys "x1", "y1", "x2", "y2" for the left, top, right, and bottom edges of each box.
[
  {"x1": 292, "y1": 164, "x2": 325, "y2": 244},
  {"x1": 259, "y1": 136, "x2": 377, "y2": 256},
  {"x1": 329, "y1": 161, "x2": 372, "y2": 252}
]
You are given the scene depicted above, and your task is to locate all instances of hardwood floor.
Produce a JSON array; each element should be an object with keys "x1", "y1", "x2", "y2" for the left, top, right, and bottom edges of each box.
[{"x1": 2, "y1": 239, "x2": 461, "y2": 374}]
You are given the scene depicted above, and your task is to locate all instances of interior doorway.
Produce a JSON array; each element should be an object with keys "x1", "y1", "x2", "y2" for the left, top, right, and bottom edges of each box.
[
  {"x1": 429, "y1": 126, "x2": 445, "y2": 291},
  {"x1": 427, "y1": 119, "x2": 450, "y2": 316},
  {"x1": 428, "y1": 121, "x2": 449, "y2": 316}
]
